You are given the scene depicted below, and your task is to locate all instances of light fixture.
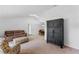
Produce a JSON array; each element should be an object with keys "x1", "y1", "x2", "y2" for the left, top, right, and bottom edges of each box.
[{"x1": 29, "y1": 14, "x2": 45, "y2": 22}]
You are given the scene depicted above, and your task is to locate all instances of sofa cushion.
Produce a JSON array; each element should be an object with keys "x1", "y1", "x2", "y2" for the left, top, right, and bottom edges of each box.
[
  {"x1": 14, "y1": 30, "x2": 27, "y2": 38},
  {"x1": 6, "y1": 36, "x2": 13, "y2": 42},
  {"x1": 5, "y1": 31, "x2": 14, "y2": 37},
  {"x1": 13, "y1": 37, "x2": 29, "y2": 45}
]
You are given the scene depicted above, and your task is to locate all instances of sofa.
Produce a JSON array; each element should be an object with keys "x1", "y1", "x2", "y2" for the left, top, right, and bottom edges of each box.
[
  {"x1": 1, "y1": 30, "x2": 29, "y2": 54},
  {"x1": 4, "y1": 30, "x2": 27, "y2": 42}
]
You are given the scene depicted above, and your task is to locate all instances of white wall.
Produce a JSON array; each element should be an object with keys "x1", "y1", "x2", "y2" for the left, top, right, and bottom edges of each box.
[
  {"x1": 24, "y1": 17, "x2": 45, "y2": 35},
  {"x1": 0, "y1": 17, "x2": 28, "y2": 37},
  {"x1": 42, "y1": 6, "x2": 79, "y2": 49},
  {"x1": 0, "y1": 17, "x2": 44, "y2": 37}
]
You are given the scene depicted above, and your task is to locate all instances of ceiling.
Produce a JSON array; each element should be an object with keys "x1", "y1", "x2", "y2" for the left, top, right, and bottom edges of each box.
[{"x1": 0, "y1": 5, "x2": 55, "y2": 19}]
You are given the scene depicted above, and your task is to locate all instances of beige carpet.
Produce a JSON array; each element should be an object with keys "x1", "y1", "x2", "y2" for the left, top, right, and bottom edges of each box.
[{"x1": 20, "y1": 36, "x2": 79, "y2": 54}]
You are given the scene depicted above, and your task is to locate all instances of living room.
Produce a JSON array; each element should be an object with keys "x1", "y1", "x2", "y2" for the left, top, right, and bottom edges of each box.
[{"x1": 0, "y1": 5, "x2": 79, "y2": 54}]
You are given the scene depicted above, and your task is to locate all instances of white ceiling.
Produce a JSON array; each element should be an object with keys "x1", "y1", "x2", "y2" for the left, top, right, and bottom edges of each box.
[{"x1": 0, "y1": 5, "x2": 55, "y2": 19}]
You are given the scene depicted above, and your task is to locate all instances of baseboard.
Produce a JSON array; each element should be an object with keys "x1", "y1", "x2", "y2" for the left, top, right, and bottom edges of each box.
[{"x1": 64, "y1": 44, "x2": 79, "y2": 50}]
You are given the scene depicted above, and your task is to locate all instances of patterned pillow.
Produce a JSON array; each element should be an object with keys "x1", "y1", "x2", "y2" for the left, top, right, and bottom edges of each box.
[{"x1": 1, "y1": 39, "x2": 20, "y2": 54}]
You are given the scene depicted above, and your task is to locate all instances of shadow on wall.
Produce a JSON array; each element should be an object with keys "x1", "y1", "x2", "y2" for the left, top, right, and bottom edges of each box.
[{"x1": 64, "y1": 18, "x2": 69, "y2": 46}]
